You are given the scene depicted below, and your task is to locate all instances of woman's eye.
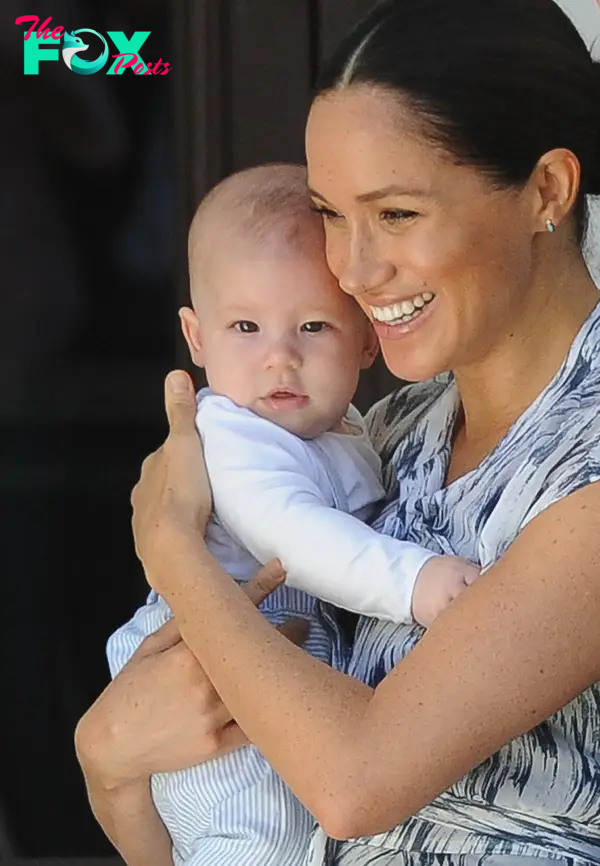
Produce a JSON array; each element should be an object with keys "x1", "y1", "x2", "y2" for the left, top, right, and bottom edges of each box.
[
  {"x1": 233, "y1": 321, "x2": 259, "y2": 333},
  {"x1": 380, "y1": 209, "x2": 418, "y2": 226},
  {"x1": 301, "y1": 321, "x2": 330, "y2": 333},
  {"x1": 310, "y1": 203, "x2": 345, "y2": 226}
]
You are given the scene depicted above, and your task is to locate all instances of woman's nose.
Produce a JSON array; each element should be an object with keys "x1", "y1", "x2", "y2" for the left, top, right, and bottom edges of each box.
[{"x1": 337, "y1": 237, "x2": 396, "y2": 298}]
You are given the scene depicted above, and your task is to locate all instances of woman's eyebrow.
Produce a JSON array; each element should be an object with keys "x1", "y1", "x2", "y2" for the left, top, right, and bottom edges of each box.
[
  {"x1": 356, "y1": 184, "x2": 430, "y2": 202},
  {"x1": 308, "y1": 184, "x2": 430, "y2": 204}
]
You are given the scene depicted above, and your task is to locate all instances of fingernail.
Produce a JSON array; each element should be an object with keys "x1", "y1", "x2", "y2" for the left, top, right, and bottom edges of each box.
[{"x1": 167, "y1": 371, "x2": 190, "y2": 394}]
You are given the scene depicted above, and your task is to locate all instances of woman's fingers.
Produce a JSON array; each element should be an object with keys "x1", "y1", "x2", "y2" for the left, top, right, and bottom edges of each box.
[
  {"x1": 131, "y1": 370, "x2": 215, "y2": 575},
  {"x1": 164, "y1": 370, "x2": 197, "y2": 436},
  {"x1": 242, "y1": 560, "x2": 286, "y2": 606},
  {"x1": 277, "y1": 617, "x2": 310, "y2": 647},
  {"x1": 134, "y1": 618, "x2": 182, "y2": 659},
  {"x1": 463, "y1": 561, "x2": 482, "y2": 586},
  {"x1": 243, "y1": 563, "x2": 307, "y2": 646}
]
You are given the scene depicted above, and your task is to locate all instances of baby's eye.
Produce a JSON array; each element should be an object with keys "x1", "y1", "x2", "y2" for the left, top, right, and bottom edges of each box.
[
  {"x1": 232, "y1": 321, "x2": 259, "y2": 333},
  {"x1": 301, "y1": 321, "x2": 330, "y2": 333},
  {"x1": 379, "y1": 209, "x2": 418, "y2": 226}
]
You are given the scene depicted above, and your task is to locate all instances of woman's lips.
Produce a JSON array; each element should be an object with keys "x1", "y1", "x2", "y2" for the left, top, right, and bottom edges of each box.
[
  {"x1": 261, "y1": 391, "x2": 309, "y2": 411},
  {"x1": 370, "y1": 295, "x2": 437, "y2": 340}
]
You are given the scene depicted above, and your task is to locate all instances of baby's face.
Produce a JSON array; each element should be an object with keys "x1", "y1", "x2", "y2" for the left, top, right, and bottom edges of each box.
[{"x1": 187, "y1": 245, "x2": 376, "y2": 438}]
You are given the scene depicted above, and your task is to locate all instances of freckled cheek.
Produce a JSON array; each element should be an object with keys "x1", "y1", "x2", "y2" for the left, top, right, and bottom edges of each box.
[{"x1": 404, "y1": 228, "x2": 479, "y2": 286}]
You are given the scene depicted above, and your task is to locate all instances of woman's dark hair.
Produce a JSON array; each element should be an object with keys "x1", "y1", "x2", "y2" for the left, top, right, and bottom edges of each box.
[{"x1": 316, "y1": 0, "x2": 600, "y2": 243}]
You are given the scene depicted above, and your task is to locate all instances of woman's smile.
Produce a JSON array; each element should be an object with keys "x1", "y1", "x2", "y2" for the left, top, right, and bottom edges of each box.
[{"x1": 367, "y1": 292, "x2": 437, "y2": 340}]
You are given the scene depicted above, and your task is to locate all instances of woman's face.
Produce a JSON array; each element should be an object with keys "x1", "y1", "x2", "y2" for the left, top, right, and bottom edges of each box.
[{"x1": 305, "y1": 86, "x2": 537, "y2": 382}]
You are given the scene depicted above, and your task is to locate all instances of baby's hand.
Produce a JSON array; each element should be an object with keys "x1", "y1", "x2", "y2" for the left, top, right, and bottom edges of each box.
[{"x1": 411, "y1": 555, "x2": 480, "y2": 628}]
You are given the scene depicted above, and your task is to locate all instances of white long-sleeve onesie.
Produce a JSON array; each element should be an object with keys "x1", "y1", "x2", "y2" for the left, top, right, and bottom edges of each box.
[{"x1": 199, "y1": 391, "x2": 436, "y2": 620}]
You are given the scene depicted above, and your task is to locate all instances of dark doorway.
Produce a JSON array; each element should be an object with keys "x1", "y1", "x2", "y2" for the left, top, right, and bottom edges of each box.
[{"x1": 3, "y1": 1, "x2": 392, "y2": 859}]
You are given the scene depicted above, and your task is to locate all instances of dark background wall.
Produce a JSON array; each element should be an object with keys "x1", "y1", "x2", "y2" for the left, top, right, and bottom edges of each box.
[
  {"x1": 3, "y1": 0, "x2": 177, "y2": 860},
  {"x1": 1, "y1": 1, "x2": 395, "y2": 861}
]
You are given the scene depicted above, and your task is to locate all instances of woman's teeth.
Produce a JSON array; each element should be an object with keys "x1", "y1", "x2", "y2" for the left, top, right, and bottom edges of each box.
[{"x1": 369, "y1": 292, "x2": 434, "y2": 325}]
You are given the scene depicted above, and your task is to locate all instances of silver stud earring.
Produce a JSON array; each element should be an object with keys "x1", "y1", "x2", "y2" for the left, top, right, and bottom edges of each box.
[{"x1": 546, "y1": 219, "x2": 556, "y2": 233}]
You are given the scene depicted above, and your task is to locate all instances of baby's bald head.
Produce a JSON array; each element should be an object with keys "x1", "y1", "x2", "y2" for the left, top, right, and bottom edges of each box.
[
  {"x1": 188, "y1": 163, "x2": 324, "y2": 305},
  {"x1": 180, "y1": 163, "x2": 379, "y2": 437}
]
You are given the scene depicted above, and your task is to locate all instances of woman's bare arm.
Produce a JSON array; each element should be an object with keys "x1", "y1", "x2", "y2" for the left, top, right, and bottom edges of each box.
[
  {"x1": 147, "y1": 481, "x2": 600, "y2": 839},
  {"x1": 132, "y1": 372, "x2": 600, "y2": 839}
]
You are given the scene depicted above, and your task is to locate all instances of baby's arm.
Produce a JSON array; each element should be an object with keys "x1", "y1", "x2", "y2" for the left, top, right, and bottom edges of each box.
[{"x1": 200, "y1": 400, "x2": 477, "y2": 625}]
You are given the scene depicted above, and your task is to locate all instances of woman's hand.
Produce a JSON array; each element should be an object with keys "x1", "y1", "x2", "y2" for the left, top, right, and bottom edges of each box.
[
  {"x1": 75, "y1": 562, "x2": 298, "y2": 790},
  {"x1": 76, "y1": 619, "x2": 244, "y2": 789},
  {"x1": 131, "y1": 370, "x2": 212, "y2": 576}
]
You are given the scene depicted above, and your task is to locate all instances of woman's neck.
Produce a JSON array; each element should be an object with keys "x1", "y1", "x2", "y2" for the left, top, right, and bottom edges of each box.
[{"x1": 452, "y1": 251, "x2": 598, "y2": 458}]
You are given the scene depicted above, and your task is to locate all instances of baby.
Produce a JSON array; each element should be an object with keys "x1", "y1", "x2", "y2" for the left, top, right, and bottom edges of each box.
[{"x1": 107, "y1": 164, "x2": 478, "y2": 866}]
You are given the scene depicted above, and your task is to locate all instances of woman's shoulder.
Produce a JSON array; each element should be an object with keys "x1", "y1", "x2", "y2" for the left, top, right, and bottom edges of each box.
[
  {"x1": 522, "y1": 369, "x2": 600, "y2": 528},
  {"x1": 366, "y1": 374, "x2": 453, "y2": 461},
  {"x1": 528, "y1": 300, "x2": 600, "y2": 458}
]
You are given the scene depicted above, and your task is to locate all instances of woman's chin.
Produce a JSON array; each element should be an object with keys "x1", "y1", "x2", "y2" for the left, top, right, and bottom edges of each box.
[{"x1": 380, "y1": 343, "x2": 450, "y2": 383}]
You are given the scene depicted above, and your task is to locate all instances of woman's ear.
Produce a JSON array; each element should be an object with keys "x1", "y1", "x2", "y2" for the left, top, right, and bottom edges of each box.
[
  {"x1": 530, "y1": 147, "x2": 580, "y2": 234},
  {"x1": 179, "y1": 307, "x2": 204, "y2": 367},
  {"x1": 359, "y1": 320, "x2": 380, "y2": 370}
]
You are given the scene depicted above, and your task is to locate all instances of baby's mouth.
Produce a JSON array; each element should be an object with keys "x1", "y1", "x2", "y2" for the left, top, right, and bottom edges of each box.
[
  {"x1": 266, "y1": 388, "x2": 303, "y2": 398},
  {"x1": 262, "y1": 389, "x2": 309, "y2": 410}
]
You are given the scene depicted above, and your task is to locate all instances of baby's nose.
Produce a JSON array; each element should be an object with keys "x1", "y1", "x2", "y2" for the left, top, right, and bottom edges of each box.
[{"x1": 264, "y1": 341, "x2": 302, "y2": 369}]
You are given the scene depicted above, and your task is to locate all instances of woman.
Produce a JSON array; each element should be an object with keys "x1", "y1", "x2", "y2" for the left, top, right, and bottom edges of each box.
[{"x1": 77, "y1": 0, "x2": 600, "y2": 863}]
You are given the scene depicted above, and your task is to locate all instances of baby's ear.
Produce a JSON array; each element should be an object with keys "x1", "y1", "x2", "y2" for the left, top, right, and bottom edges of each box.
[
  {"x1": 179, "y1": 307, "x2": 204, "y2": 367},
  {"x1": 359, "y1": 320, "x2": 380, "y2": 370}
]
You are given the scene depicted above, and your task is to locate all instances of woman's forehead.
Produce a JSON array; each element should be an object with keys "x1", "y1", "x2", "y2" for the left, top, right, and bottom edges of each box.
[
  {"x1": 306, "y1": 86, "x2": 416, "y2": 146},
  {"x1": 305, "y1": 89, "x2": 457, "y2": 203}
]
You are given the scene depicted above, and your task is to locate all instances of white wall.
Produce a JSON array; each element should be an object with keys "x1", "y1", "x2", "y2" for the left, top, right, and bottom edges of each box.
[{"x1": 555, "y1": 0, "x2": 600, "y2": 55}]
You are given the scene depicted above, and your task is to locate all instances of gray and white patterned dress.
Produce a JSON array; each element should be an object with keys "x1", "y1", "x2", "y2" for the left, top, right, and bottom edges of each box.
[{"x1": 308, "y1": 300, "x2": 600, "y2": 866}]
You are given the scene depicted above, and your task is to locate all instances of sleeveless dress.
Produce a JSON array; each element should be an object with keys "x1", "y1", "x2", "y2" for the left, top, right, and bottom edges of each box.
[{"x1": 307, "y1": 300, "x2": 600, "y2": 866}]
